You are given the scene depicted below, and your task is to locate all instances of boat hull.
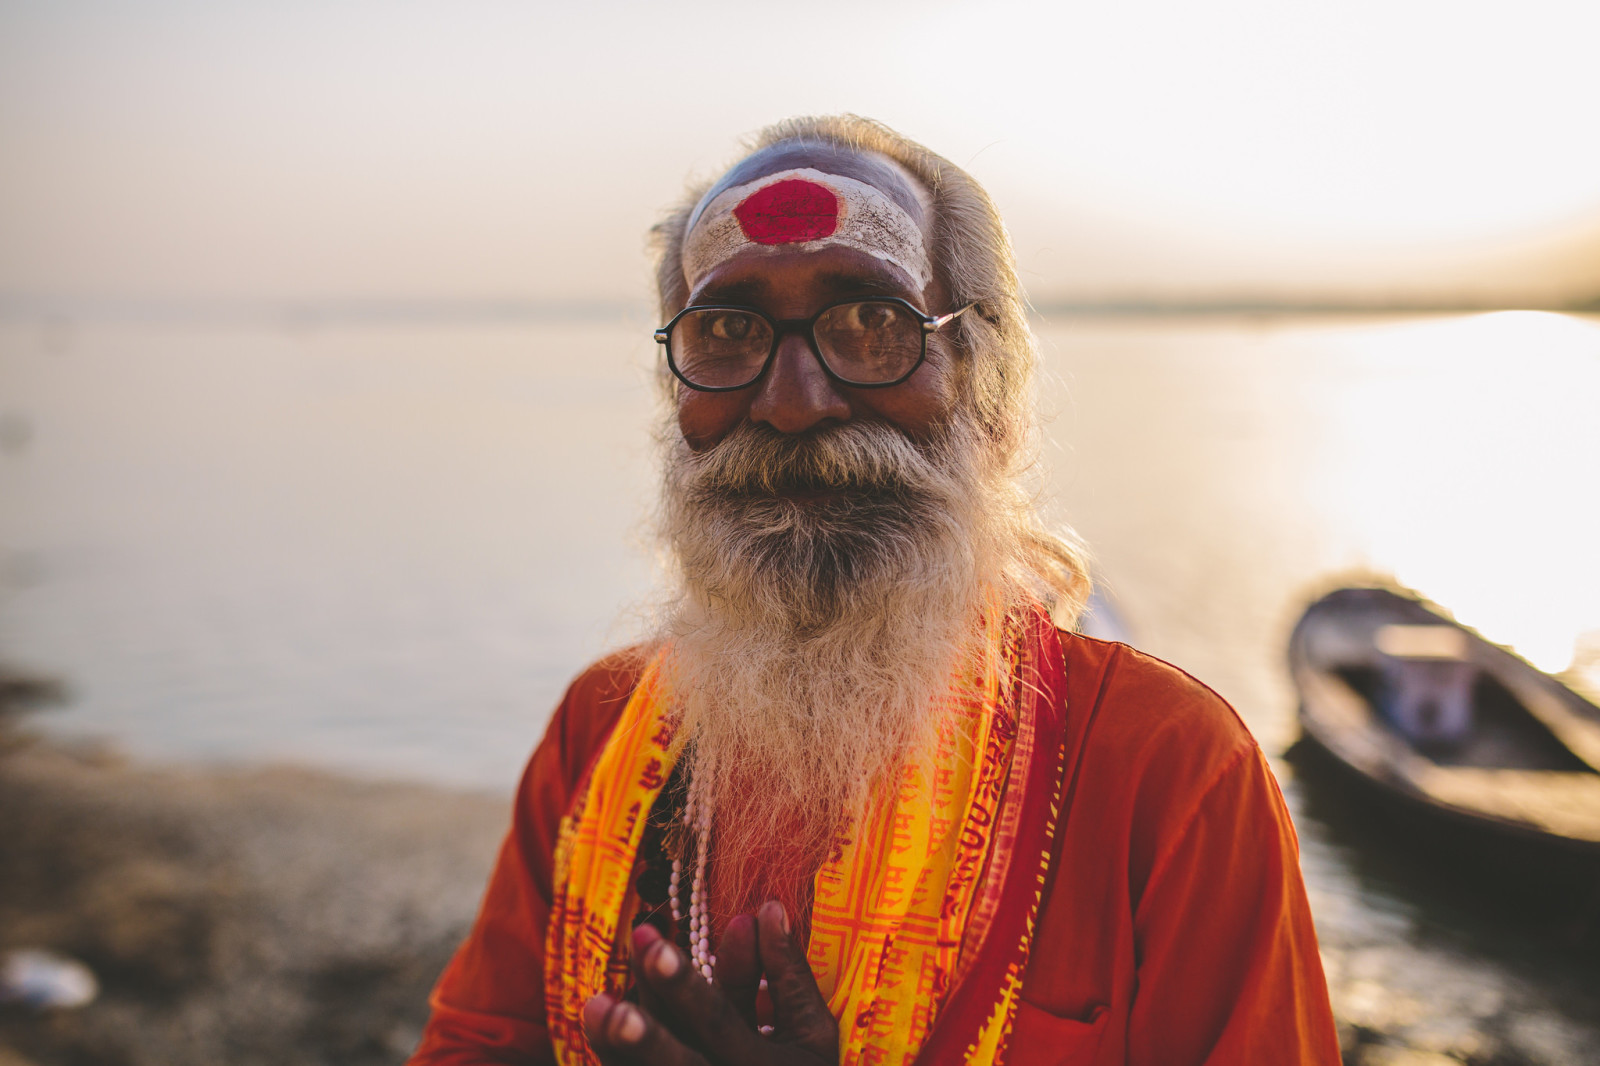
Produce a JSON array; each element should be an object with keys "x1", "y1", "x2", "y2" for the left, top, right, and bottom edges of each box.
[{"x1": 1289, "y1": 586, "x2": 1600, "y2": 860}]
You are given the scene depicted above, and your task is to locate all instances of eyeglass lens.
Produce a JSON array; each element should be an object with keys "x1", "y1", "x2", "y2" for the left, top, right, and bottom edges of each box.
[{"x1": 671, "y1": 301, "x2": 923, "y2": 389}]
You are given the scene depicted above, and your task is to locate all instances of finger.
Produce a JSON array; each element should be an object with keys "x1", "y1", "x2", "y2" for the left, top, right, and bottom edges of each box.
[
  {"x1": 756, "y1": 900, "x2": 838, "y2": 1059},
  {"x1": 582, "y1": 993, "x2": 617, "y2": 1049},
  {"x1": 582, "y1": 993, "x2": 711, "y2": 1066},
  {"x1": 636, "y1": 931, "x2": 768, "y2": 1063},
  {"x1": 581, "y1": 993, "x2": 642, "y2": 1065},
  {"x1": 713, "y1": 912, "x2": 761, "y2": 1030},
  {"x1": 629, "y1": 924, "x2": 672, "y2": 1027}
]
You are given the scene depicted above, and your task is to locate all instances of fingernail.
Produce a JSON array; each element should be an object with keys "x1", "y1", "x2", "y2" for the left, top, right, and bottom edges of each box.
[
  {"x1": 582, "y1": 993, "x2": 614, "y2": 1038},
  {"x1": 763, "y1": 900, "x2": 790, "y2": 935},
  {"x1": 612, "y1": 1002, "x2": 646, "y2": 1044},
  {"x1": 650, "y1": 941, "x2": 680, "y2": 978}
]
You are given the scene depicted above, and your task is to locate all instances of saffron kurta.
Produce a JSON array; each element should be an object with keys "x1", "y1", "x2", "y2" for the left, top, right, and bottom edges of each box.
[{"x1": 411, "y1": 630, "x2": 1341, "y2": 1066}]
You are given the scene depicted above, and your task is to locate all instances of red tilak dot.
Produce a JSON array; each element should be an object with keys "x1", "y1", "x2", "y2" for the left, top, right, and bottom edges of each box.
[{"x1": 733, "y1": 179, "x2": 839, "y2": 245}]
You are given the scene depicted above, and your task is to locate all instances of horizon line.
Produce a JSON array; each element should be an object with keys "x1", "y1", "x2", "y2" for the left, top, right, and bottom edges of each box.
[{"x1": 2, "y1": 293, "x2": 1597, "y2": 326}]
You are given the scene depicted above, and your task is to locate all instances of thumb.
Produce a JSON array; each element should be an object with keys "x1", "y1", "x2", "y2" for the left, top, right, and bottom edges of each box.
[
  {"x1": 713, "y1": 912, "x2": 762, "y2": 1030},
  {"x1": 757, "y1": 901, "x2": 838, "y2": 1059}
]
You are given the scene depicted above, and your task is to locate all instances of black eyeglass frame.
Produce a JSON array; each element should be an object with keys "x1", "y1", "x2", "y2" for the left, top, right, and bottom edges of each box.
[{"x1": 654, "y1": 297, "x2": 978, "y2": 393}]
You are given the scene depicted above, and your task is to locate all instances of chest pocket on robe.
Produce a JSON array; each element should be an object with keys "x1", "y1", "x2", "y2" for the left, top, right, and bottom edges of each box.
[{"x1": 1005, "y1": 1001, "x2": 1110, "y2": 1066}]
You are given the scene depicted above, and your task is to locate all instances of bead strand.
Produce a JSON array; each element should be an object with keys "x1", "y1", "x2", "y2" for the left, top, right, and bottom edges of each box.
[
  {"x1": 666, "y1": 764, "x2": 715, "y2": 982},
  {"x1": 689, "y1": 767, "x2": 714, "y2": 980}
]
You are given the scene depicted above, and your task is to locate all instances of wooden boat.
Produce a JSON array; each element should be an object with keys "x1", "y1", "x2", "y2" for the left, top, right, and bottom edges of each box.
[{"x1": 1289, "y1": 585, "x2": 1600, "y2": 857}]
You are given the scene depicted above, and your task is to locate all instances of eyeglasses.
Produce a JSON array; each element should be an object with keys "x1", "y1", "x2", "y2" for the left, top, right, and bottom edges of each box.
[{"x1": 654, "y1": 297, "x2": 976, "y2": 392}]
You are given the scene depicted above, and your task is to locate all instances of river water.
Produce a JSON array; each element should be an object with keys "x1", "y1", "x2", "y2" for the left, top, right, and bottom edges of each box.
[{"x1": 2, "y1": 311, "x2": 1598, "y2": 1062}]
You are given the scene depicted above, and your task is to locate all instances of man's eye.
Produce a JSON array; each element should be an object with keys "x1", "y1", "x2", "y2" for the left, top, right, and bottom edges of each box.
[
  {"x1": 854, "y1": 303, "x2": 899, "y2": 330},
  {"x1": 709, "y1": 313, "x2": 753, "y2": 341}
]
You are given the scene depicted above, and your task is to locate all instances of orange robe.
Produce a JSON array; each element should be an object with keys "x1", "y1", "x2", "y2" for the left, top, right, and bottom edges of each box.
[{"x1": 411, "y1": 632, "x2": 1341, "y2": 1065}]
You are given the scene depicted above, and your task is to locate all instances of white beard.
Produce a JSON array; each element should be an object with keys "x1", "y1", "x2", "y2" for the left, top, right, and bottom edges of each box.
[{"x1": 654, "y1": 414, "x2": 1009, "y2": 910}]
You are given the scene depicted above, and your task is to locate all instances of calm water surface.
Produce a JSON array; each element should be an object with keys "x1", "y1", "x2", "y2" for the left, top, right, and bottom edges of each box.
[{"x1": 2, "y1": 312, "x2": 1598, "y2": 1062}]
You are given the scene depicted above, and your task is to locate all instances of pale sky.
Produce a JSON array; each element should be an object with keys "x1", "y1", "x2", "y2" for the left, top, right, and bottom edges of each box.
[{"x1": 3, "y1": 0, "x2": 1599, "y2": 309}]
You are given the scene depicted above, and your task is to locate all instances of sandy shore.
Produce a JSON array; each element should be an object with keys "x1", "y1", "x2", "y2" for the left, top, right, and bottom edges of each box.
[
  {"x1": 0, "y1": 725, "x2": 507, "y2": 1066},
  {"x1": 5, "y1": 706, "x2": 1598, "y2": 1065}
]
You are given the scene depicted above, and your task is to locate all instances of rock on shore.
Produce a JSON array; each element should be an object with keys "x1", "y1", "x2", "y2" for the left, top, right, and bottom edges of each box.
[{"x1": 0, "y1": 732, "x2": 508, "y2": 1066}]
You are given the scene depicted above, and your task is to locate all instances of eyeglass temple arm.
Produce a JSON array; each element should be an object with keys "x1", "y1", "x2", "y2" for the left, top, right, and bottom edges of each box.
[
  {"x1": 656, "y1": 300, "x2": 976, "y2": 339},
  {"x1": 924, "y1": 301, "x2": 979, "y2": 333}
]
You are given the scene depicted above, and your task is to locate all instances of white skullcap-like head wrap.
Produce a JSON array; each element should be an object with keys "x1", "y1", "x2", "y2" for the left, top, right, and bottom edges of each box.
[{"x1": 681, "y1": 167, "x2": 932, "y2": 293}]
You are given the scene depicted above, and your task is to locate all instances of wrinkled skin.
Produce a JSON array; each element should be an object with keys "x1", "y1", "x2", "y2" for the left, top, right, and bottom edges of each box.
[{"x1": 674, "y1": 144, "x2": 960, "y2": 456}]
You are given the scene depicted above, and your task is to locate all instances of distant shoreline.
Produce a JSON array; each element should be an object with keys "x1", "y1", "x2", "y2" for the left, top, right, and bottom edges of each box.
[
  {"x1": 1, "y1": 295, "x2": 1596, "y2": 328},
  {"x1": 1032, "y1": 297, "x2": 1600, "y2": 317}
]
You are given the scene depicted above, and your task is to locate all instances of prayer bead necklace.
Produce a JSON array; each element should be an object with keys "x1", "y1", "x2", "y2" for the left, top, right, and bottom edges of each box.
[{"x1": 667, "y1": 766, "x2": 715, "y2": 981}]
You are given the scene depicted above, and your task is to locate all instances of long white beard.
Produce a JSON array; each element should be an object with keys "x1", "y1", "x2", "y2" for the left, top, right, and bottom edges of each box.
[{"x1": 655, "y1": 414, "x2": 1009, "y2": 911}]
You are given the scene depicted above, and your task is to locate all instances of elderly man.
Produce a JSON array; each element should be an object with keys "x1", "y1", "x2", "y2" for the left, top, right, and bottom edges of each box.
[{"x1": 410, "y1": 116, "x2": 1340, "y2": 1066}]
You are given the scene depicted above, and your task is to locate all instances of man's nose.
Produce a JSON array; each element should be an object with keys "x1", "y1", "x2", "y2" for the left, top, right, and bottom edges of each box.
[{"x1": 748, "y1": 332, "x2": 851, "y2": 434}]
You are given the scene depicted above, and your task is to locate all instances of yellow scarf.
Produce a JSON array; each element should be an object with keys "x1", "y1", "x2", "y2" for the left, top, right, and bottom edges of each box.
[{"x1": 543, "y1": 610, "x2": 1031, "y2": 1066}]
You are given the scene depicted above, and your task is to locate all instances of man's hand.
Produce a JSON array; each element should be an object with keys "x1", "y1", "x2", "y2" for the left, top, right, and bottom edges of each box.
[{"x1": 582, "y1": 901, "x2": 839, "y2": 1066}]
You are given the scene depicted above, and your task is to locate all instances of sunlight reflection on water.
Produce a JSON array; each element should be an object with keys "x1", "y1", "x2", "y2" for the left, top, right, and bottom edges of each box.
[
  {"x1": 2, "y1": 312, "x2": 1597, "y2": 782},
  {"x1": 1319, "y1": 312, "x2": 1600, "y2": 673}
]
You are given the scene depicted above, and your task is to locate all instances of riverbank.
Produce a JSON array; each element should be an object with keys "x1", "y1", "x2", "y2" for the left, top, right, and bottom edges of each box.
[
  {"x1": 0, "y1": 728, "x2": 507, "y2": 1066},
  {"x1": 5, "y1": 724, "x2": 1600, "y2": 1064}
]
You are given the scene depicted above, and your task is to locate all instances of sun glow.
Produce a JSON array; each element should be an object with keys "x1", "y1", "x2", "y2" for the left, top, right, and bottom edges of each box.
[
  {"x1": 1317, "y1": 312, "x2": 1600, "y2": 673},
  {"x1": 3, "y1": 1, "x2": 1599, "y2": 305}
]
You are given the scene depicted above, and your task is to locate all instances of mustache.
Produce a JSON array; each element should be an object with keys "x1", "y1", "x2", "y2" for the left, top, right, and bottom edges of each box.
[{"x1": 674, "y1": 420, "x2": 952, "y2": 500}]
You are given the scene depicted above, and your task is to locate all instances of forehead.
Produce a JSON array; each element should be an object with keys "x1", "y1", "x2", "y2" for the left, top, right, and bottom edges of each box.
[
  {"x1": 681, "y1": 143, "x2": 935, "y2": 301},
  {"x1": 687, "y1": 141, "x2": 930, "y2": 235},
  {"x1": 693, "y1": 244, "x2": 923, "y2": 305}
]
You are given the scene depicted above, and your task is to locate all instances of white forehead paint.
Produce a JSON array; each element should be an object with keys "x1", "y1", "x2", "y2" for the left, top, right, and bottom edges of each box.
[{"x1": 681, "y1": 167, "x2": 932, "y2": 292}]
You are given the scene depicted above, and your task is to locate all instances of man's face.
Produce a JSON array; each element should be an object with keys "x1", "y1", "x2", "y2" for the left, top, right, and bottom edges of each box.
[{"x1": 674, "y1": 150, "x2": 960, "y2": 459}]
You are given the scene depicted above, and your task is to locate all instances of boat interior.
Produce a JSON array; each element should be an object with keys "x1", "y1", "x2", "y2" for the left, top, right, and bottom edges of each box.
[{"x1": 1332, "y1": 664, "x2": 1595, "y2": 773}]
